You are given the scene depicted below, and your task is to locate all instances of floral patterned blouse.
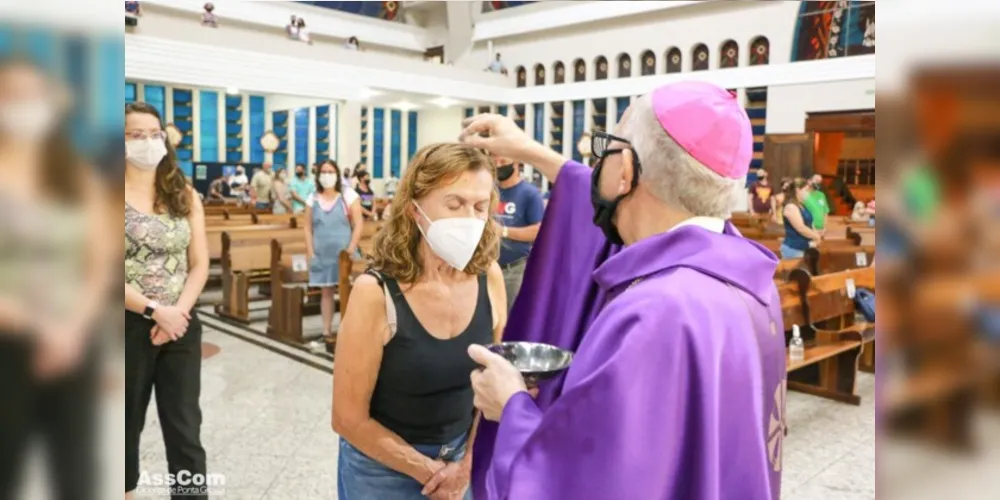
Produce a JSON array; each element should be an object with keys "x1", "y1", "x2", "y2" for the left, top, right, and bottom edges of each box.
[{"x1": 125, "y1": 203, "x2": 191, "y2": 306}]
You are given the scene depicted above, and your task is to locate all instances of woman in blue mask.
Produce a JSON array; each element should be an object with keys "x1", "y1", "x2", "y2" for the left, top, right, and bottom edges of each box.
[{"x1": 332, "y1": 143, "x2": 507, "y2": 500}]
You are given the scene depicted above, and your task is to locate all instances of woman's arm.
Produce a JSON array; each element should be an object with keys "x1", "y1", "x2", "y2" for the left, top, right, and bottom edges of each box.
[
  {"x1": 304, "y1": 205, "x2": 315, "y2": 259},
  {"x1": 63, "y1": 174, "x2": 115, "y2": 336},
  {"x1": 175, "y1": 189, "x2": 210, "y2": 312},
  {"x1": 333, "y1": 276, "x2": 444, "y2": 484},
  {"x1": 347, "y1": 200, "x2": 364, "y2": 252},
  {"x1": 783, "y1": 205, "x2": 822, "y2": 241}
]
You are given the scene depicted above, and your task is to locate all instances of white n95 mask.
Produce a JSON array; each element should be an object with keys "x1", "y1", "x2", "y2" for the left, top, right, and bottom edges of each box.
[
  {"x1": 413, "y1": 201, "x2": 486, "y2": 271},
  {"x1": 126, "y1": 138, "x2": 167, "y2": 170},
  {"x1": 319, "y1": 173, "x2": 339, "y2": 189}
]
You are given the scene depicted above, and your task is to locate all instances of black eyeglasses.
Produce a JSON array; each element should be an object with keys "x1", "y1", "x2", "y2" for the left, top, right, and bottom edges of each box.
[{"x1": 591, "y1": 130, "x2": 632, "y2": 159}]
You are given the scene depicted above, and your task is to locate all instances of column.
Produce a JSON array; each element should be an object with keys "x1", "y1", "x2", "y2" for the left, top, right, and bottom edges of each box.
[{"x1": 191, "y1": 90, "x2": 201, "y2": 162}]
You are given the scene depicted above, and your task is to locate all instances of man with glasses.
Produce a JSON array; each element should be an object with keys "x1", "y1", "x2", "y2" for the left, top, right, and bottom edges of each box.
[{"x1": 460, "y1": 82, "x2": 785, "y2": 500}]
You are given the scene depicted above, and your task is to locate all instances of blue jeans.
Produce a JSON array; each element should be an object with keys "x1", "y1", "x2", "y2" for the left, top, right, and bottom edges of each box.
[
  {"x1": 337, "y1": 433, "x2": 473, "y2": 500},
  {"x1": 780, "y1": 244, "x2": 806, "y2": 260},
  {"x1": 254, "y1": 201, "x2": 271, "y2": 210}
]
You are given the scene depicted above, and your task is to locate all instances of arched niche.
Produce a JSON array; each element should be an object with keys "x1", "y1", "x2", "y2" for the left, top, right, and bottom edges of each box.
[
  {"x1": 617, "y1": 53, "x2": 632, "y2": 78},
  {"x1": 573, "y1": 58, "x2": 587, "y2": 82},
  {"x1": 749, "y1": 36, "x2": 770, "y2": 65},
  {"x1": 534, "y1": 63, "x2": 546, "y2": 86},
  {"x1": 640, "y1": 50, "x2": 656, "y2": 76},
  {"x1": 595, "y1": 56, "x2": 609, "y2": 80},
  {"x1": 553, "y1": 61, "x2": 566, "y2": 84},
  {"x1": 720, "y1": 40, "x2": 739, "y2": 68},
  {"x1": 665, "y1": 47, "x2": 682, "y2": 74},
  {"x1": 692, "y1": 43, "x2": 709, "y2": 71}
]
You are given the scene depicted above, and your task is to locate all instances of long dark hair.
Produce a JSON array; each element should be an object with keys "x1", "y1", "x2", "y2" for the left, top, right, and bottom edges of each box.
[
  {"x1": 782, "y1": 177, "x2": 808, "y2": 208},
  {"x1": 315, "y1": 159, "x2": 342, "y2": 194},
  {"x1": 125, "y1": 102, "x2": 191, "y2": 217}
]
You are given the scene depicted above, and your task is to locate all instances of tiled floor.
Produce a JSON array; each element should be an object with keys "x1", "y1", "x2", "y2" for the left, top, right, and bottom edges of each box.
[{"x1": 118, "y1": 321, "x2": 881, "y2": 499}]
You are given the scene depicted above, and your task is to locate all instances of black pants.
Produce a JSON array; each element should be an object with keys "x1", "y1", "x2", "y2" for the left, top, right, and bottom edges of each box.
[
  {"x1": 0, "y1": 334, "x2": 98, "y2": 500},
  {"x1": 125, "y1": 311, "x2": 207, "y2": 499}
]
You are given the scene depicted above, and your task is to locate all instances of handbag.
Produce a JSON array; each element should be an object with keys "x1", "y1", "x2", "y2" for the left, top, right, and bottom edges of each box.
[{"x1": 855, "y1": 288, "x2": 875, "y2": 322}]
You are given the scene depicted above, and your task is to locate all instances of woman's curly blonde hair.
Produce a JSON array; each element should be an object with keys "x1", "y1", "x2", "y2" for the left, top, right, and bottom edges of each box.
[{"x1": 369, "y1": 143, "x2": 500, "y2": 284}]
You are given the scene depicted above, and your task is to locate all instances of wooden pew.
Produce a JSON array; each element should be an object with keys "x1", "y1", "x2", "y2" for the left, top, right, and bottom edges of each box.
[
  {"x1": 215, "y1": 228, "x2": 306, "y2": 323},
  {"x1": 802, "y1": 245, "x2": 876, "y2": 277},
  {"x1": 782, "y1": 266, "x2": 876, "y2": 404},
  {"x1": 267, "y1": 220, "x2": 386, "y2": 347},
  {"x1": 847, "y1": 226, "x2": 875, "y2": 246},
  {"x1": 266, "y1": 240, "x2": 319, "y2": 344},
  {"x1": 206, "y1": 222, "x2": 295, "y2": 261}
]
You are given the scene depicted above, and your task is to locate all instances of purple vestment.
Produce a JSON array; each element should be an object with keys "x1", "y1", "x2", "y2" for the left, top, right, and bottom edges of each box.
[{"x1": 471, "y1": 161, "x2": 787, "y2": 500}]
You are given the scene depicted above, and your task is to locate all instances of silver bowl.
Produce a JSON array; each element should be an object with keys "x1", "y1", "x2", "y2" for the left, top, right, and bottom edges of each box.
[{"x1": 486, "y1": 342, "x2": 574, "y2": 386}]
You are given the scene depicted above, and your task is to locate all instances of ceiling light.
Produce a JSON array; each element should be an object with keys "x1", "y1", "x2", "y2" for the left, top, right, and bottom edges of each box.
[
  {"x1": 391, "y1": 101, "x2": 419, "y2": 112},
  {"x1": 429, "y1": 97, "x2": 461, "y2": 108}
]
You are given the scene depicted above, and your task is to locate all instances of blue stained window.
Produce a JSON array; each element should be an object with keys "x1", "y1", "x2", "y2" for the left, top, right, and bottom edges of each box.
[
  {"x1": 373, "y1": 108, "x2": 385, "y2": 178},
  {"x1": 315, "y1": 105, "x2": 330, "y2": 163},
  {"x1": 390, "y1": 110, "x2": 402, "y2": 178},
  {"x1": 572, "y1": 100, "x2": 585, "y2": 163},
  {"x1": 464, "y1": 108, "x2": 474, "y2": 119},
  {"x1": 533, "y1": 104, "x2": 544, "y2": 144},
  {"x1": 144, "y1": 85, "x2": 166, "y2": 122},
  {"x1": 199, "y1": 91, "x2": 219, "y2": 162},
  {"x1": 407, "y1": 111, "x2": 418, "y2": 161},
  {"x1": 100, "y1": 36, "x2": 125, "y2": 133},
  {"x1": 249, "y1": 96, "x2": 265, "y2": 163},
  {"x1": 497, "y1": 105, "x2": 509, "y2": 116},
  {"x1": 22, "y1": 29, "x2": 56, "y2": 71},
  {"x1": 125, "y1": 83, "x2": 136, "y2": 104},
  {"x1": 295, "y1": 108, "x2": 309, "y2": 167},
  {"x1": 172, "y1": 89, "x2": 194, "y2": 163},
  {"x1": 616, "y1": 97, "x2": 630, "y2": 124}
]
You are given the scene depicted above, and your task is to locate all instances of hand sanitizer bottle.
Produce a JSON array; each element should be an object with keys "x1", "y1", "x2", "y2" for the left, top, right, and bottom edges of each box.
[{"x1": 789, "y1": 325, "x2": 805, "y2": 362}]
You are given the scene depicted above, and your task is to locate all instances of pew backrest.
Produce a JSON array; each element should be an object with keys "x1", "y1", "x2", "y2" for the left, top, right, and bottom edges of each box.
[{"x1": 222, "y1": 229, "x2": 306, "y2": 273}]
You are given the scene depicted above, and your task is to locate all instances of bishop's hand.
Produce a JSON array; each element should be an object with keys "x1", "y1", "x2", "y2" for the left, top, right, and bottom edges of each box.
[
  {"x1": 468, "y1": 344, "x2": 528, "y2": 422},
  {"x1": 459, "y1": 114, "x2": 534, "y2": 163}
]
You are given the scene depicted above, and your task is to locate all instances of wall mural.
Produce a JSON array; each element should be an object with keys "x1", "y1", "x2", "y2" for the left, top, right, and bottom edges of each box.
[
  {"x1": 595, "y1": 56, "x2": 609, "y2": 80},
  {"x1": 482, "y1": 1, "x2": 535, "y2": 13},
  {"x1": 750, "y1": 36, "x2": 770, "y2": 66},
  {"x1": 617, "y1": 53, "x2": 631, "y2": 78},
  {"x1": 641, "y1": 50, "x2": 656, "y2": 76},
  {"x1": 692, "y1": 43, "x2": 710, "y2": 71},
  {"x1": 666, "y1": 47, "x2": 683, "y2": 74},
  {"x1": 720, "y1": 40, "x2": 739, "y2": 68},
  {"x1": 793, "y1": 0, "x2": 875, "y2": 61},
  {"x1": 574, "y1": 59, "x2": 587, "y2": 82},
  {"x1": 299, "y1": 1, "x2": 400, "y2": 21}
]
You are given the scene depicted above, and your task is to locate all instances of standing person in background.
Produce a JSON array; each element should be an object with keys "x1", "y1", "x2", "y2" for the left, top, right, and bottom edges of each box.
[
  {"x1": 251, "y1": 162, "x2": 274, "y2": 210},
  {"x1": 353, "y1": 162, "x2": 368, "y2": 189},
  {"x1": 344, "y1": 36, "x2": 361, "y2": 51},
  {"x1": 0, "y1": 61, "x2": 113, "y2": 500},
  {"x1": 124, "y1": 102, "x2": 209, "y2": 500},
  {"x1": 208, "y1": 172, "x2": 232, "y2": 201},
  {"x1": 296, "y1": 18, "x2": 312, "y2": 45},
  {"x1": 802, "y1": 173, "x2": 830, "y2": 232},
  {"x1": 748, "y1": 169, "x2": 774, "y2": 218},
  {"x1": 355, "y1": 170, "x2": 376, "y2": 219},
  {"x1": 494, "y1": 159, "x2": 544, "y2": 311},
  {"x1": 289, "y1": 163, "x2": 315, "y2": 213},
  {"x1": 272, "y1": 168, "x2": 293, "y2": 214},
  {"x1": 201, "y1": 3, "x2": 218, "y2": 27},
  {"x1": 286, "y1": 15, "x2": 299, "y2": 39},
  {"x1": 229, "y1": 165, "x2": 249, "y2": 203},
  {"x1": 303, "y1": 160, "x2": 363, "y2": 350},
  {"x1": 487, "y1": 53, "x2": 508, "y2": 76},
  {"x1": 781, "y1": 178, "x2": 823, "y2": 259},
  {"x1": 385, "y1": 174, "x2": 400, "y2": 198}
]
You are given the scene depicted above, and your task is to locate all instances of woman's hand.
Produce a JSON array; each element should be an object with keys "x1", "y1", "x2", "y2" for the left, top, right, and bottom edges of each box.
[
  {"x1": 346, "y1": 244, "x2": 358, "y2": 256},
  {"x1": 150, "y1": 325, "x2": 172, "y2": 346},
  {"x1": 152, "y1": 306, "x2": 190, "y2": 340},
  {"x1": 421, "y1": 461, "x2": 470, "y2": 499},
  {"x1": 468, "y1": 345, "x2": 528, "y2": 422},
  {"x1": 34, "y1": 322, "x2": 87, "y2": 379}
]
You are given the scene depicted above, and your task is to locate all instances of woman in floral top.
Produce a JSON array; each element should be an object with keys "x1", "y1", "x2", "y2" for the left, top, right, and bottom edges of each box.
[{"x1": 124, "y1": 102, "x2": 210, "y2": 500}]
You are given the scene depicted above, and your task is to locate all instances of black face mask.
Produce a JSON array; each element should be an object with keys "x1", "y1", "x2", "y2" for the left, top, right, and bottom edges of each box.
[
  {"x1": 296, "y1": 171, "x2": 305, "y2": 178},
  {"x1": 496, "y1": 164, "x2": 516, "y2": 182},
  {"x1": 590, "y1": 153, "x2": 641, "y2": 246}
]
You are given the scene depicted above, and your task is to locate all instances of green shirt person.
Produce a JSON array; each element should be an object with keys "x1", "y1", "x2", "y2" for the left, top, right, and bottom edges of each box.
[
  {"x1": 288, "y1": 164, "x2": 316, "y2": 213},
  {"x1": 802, "y1": 174, "x2": 830, "y2": 230}
]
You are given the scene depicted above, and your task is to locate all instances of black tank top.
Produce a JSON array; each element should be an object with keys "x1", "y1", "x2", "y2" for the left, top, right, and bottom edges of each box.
[{"x1": 369, "y1": 274, "x2": 494, "y2": 445}]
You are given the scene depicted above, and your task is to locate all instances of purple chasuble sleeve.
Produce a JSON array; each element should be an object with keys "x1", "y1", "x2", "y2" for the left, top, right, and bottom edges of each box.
[
  {"x1": 488, "y1": 274, "x2": 781, "y2": 500},
  {"x1": 471, "y1": 161, "x2": 620, "y2": 499}
]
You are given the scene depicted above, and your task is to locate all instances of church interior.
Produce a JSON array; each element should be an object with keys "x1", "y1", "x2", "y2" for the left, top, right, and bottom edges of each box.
[{"x1": 4, "y1": 1, "x2": 1000, "y2": 499}]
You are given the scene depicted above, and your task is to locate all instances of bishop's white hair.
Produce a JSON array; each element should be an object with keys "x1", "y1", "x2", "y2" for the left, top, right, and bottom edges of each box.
[{"x1": 625, "y1": 94, "x2": 743, "y2": 219}]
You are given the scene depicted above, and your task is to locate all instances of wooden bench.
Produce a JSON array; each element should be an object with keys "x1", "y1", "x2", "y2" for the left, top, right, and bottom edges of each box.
[
  {"x1": 206, "y1": 222, "x2": 295, "y2": 261},
  {"x1": 847, "y1": 226, "x2": 875, "y2": 246},
  {"x1": 802, "y1": 245, "x2": 876, "y2": 276},
  {"x1": 266, "y1": 220, "x2": 385, "y2": 347},
  {"x1": 782, "y1": 266, "x2": 876, "y2": 404},
  {"x1": 215, "y1": 228, "x2": 306, "y2": 323}
]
